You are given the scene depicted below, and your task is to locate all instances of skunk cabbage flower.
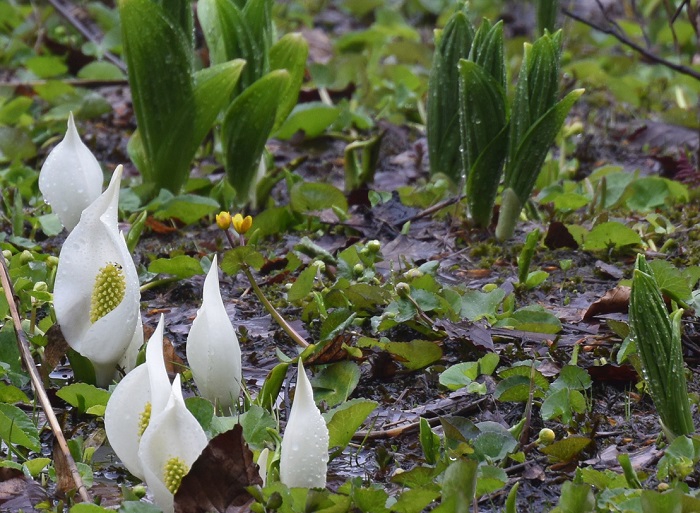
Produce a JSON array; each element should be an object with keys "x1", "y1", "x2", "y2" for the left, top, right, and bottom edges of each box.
[
  {"x1": 139, "y1": 374, "x2": 208, "y2": 513},
  {"x1": 39, "y1": 112, "x2": 103, "y2": 231},
  {"x1": 104, "y1": 315, "x2": 170, "y2": 480},
  {"x1": 279, "y1": 360, "x2": 329, "y2": 488},
  {"x1": 186, "y1": 254, "x2": 242, "y2": 412},
  {"x1": 54, "y1": 166, "x2": 141, "y2": 386}
]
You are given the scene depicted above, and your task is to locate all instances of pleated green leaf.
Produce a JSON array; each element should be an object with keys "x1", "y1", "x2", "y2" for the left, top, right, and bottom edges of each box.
[
  {"x1": 426, "y1": 11, "x2": 474, "y2": 180},
  {"x1": 269, "y1": 33, "x2": 309, "y2": 131},
  {"x1": 222, "y1": 69, "x2": 290, "y2": 200}
]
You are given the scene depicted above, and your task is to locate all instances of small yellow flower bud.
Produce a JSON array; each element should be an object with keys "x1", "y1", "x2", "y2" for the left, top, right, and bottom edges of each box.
[
  {"x1": 232, "y1": 213, "x2": 253, "y2": 235},
  {"x1": 367, "y1": 240, "x2": 381, "y2": 253},
  {"x1": 20, "y1": 250, "x2": 34, "y2": 265},
  {"x1": 33, "y1": 281, "x2": 48, "y2": 292},
  {"x1": 537, "y1": 428, "x2": 556, "y2": 446},
  {"x1": 46, "y1": 256, "x2": 59, "y2": 269},
  {"x1": 216, "y1": 211, "x2": 232, "y2": 230}
]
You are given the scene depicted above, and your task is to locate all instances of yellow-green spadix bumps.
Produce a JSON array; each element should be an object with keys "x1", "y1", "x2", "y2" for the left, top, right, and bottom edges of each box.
[{"x1": 90, "y1": 263, "x2": 126, "y2": 323}]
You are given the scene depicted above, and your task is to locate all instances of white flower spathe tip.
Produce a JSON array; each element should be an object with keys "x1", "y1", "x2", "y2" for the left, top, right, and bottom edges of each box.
[
  {"x1": 54, "y1": 165, "x2": 141, "y2": 386},
  {"x1": 39, "y1": 112, "x2": 103, "y2": 231},
  {"x1": 104, "y1": 315, "x2": 170, "y2": 480},
  {"x1": 279, "y1": 360, "x2": 329, "y2": 489},
  {"x1": 186, "y1": 254, "x2": 242, "y2": 412},
  {"x1": 138, "y1": 374, "x2": 208, "y2": 513}
]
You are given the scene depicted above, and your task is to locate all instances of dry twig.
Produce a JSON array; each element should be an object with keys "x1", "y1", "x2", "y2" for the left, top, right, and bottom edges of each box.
[{"x1": 0, "y1": 257, "x2": 91, "y2": 503}]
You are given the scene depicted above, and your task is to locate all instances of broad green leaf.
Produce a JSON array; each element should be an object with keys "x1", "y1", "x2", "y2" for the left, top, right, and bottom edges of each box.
[
  {"x1": 57, "y1": 383, "x2": 111, "y2": 414},
  {"x1": 541, "y1": 436, "x2": 592, "y2": 463},
  {"x1": 184, "y1": 396, "x2": 214, "y2": 432},
  {"x1": 290, "y1": 181, "x2": 348, "y2": 213},
  {"x1": 358, "y1": 338, "x2": 442, "y2": 371},
  {"x1": 475, "y1": 464, "x2": 507, "y2": 497},
  {"x1": 541, "y1": 388, "x2": 586, "y2": 423},
  {"x1": 0, "y1": 384, "x2": 29, "y2": 404},
  {"x1": 581, "y1": 221, "x2": 642, "y2": 251},
  {"x1": 555, "y1": 481, "x2": 595, "y2": 513},
  {"x1": 323, "y1": 398, "x2": 378, "y2": 450},
  {"x1": 223, "y1": 70, "x2": 290, "y2": 199},
  {"x1": 148, "y1": 255, "x2": 204, "y2": 279},
  {"x1": 221, "y1": 246, "x2": 265, "y2": 275},
  {"x1": 24, "y1": 457, "x2": 51, "y2": 477},
  {"x1": 649, "y1": 259, "x2": 692, "y2": 303},
  {"x1": 441, "y1": 459, "x2": 478, "y2": 507},
  {"x1": 270, "y1": 33, "x2": 309, "y2": 130},
  {"x1": 77, "y1": 62, "x2": 126, "y2": 80},
  {"x1": 392, "y1": 487, "x2": 440, "y2": 513},
  {"x1": 287, "y1": 265, "x2": 318, "y2": 302},
  {"x1": 640, "y1": 489, "x2": 682, "y2": 513},
  {"x1": 154, "y1": 194, "x2": 220, "y2": 225},
  {"x1": 496, "y1": 305, "x2": 562, "y2": 334},
  {"x1": 26, "y1": 55, "x2": 68, "y2": 78},
  {"x1": 460, "y1": 288, "x2": 505, "y2": 321},
  {"x1": 311, "y1": 361, "x2": 361, "y2": 407},
  {"x1": 551, "y1": 365, "x2": 592, "y2": 391},
  {"x1": 274, "y1": 102, "x2": 341, "y2": 140},
  {"x1": 419, "y1": 417, "x2": 441, "y2": 465},
  {"x1": 0, "y1": 403, "x2": 40, "y2": 451},
  {"x1": 239, "y1": 404, "x2": 276, "y2": 450}
]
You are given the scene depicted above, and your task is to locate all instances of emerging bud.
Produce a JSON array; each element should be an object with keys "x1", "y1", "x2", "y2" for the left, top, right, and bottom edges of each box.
[
  {"x1": 537, "y1": 428, "x2": 556, "y2": 446},
  {"x1": 367, "y1": 240, "x2": 381, "y2": 253},
  {"x1": 20, "y1": 250, "x2": 34, "y2": 265},
  {"x1": 216, "y1": 211, "x2": 232, "y2": 230},
  {"x1": 33, "y1": 281, "x2": 48, "y2": 292},
  {"x1": 232, "y1": 213, "x2": 253, "y2": 235},
  {"x1": 395, "y1": 282, "x2": 411, "y2": 298}
]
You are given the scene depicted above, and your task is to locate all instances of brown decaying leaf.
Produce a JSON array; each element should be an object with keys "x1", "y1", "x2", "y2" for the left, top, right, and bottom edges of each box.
[
  {"x1": 0, "y1": 467, "x2": 48, "y2": 512},
  {"x1": 44, "y1": 324, "x2": 69, "y2": 374},
  {"x1": 586, "y1": 363, "x2": 638, "y2": 384},
  {"x1": 582, "y1": 286, "x2": 631, "y2": 320},
  {"x1": 53, "y1": 437, "x2": 75, "y2": 496},
  {"x1": 174, "y1": 425, "x2": 262, "y2": 513},
  {"x1": 544, "y1": 221, "x2": 579, "y2": 250},
  {"x1": 306, "y1": 333, "x2": 352, "y2": 365}
]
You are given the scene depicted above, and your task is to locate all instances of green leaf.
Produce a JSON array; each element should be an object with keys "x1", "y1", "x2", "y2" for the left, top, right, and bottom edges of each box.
[
  {"x1": 649, "y1": 259, "x2": 692, "y2": 303},
  {"x1": 311, "y1": 361, "x2": 361, "y2": 407},
  {"x1": 323, "y1": 398, "x2": 378, "y2": 451},
  {"x1": 184, "y1": 396, "x2": 214, "y2": 432},
  {"x1": 255, "y1": 362, "x2": 289, "y2": 411},
  {"x1": 551, "y1": 365, "x2": 592, "y2": 391},
  {"x1": 439, "y1": 353, "x2": 499, "y2": 391},
  {"x1": 419, "y1": 417, "x2": 441, "y2": 465},
  {"x1": 358, "y1": 338, "x2": 442, "y2": 371},
  {"x1": 460, "y1": 288, "x2": 505, "y2": 321},
  {"x1": 154, "y1": 194, "x2": 221, "y2": 225},
  {"x1": 221, "y1": 246, "x2": 265, "y2": 275},
  {"x1": 0, "y1": 384, "x2": 29, "y2": 404},
  {"x1": 641, "y1": 489, "x2": 683, "y2": 513},
  {"x1": 540, "y1": 436, "x2": 592, "y2": 463},
  {"x1": 581, "y1": 221, "x2": 642, "y2": 251},
  {"x1": 274, "y1": 102, "x2": 341, "y2": 140},
  {"x1": 475, "y1": 464, "x2": 507, "y2": 497},
  {"x1": 239, "y1": 404, "x2": 277, "y2": 450},
  {"x1": 77, "y1": 62, "x2": 126, "y2": 80},
  {"x1": 496, "y1": 305, "x2": 562, "y2": 334},
  {"x1": 26, "y1": 55, "x2": 68, "y2": 78},
  {"x1": 70, "y1": 505, "x2": 112, "y2": 513},
  {"x1": 392, "y1": 487, "x2": 440, "y2": 513},
  {"x1": 427, "y1": 10, "x2": 474, "y2": 179},
  {"x1": 269, "y1": 33, "x2": 309, "y2": 130},
  {"x1": 223, "y1": 70, "x2": 290, "y2": 199},
  {"x1": 441, "y1": 459, "x2": 478, "y2": 507},
  {"x1": 290, "y1": 181, "x2": 348, "y2": 213},
  {"x1": 555, "y1": 481, "x2": 595, "y2": 513},
  {"x1": 0, "y1": 403, "x2": 40, "y2": 451},
  {"x1": 57, "y1": 383, "x2": 111, "y2": 414},
  {"x1": 148, "y1": 255, "x2": 204, "y2": 279},
  {"x1": 287, "y1": 265, "x2": 318, "y2": 302},
  {"x1": 541, "y1": 388, "x2": 586, "y2": 423}
]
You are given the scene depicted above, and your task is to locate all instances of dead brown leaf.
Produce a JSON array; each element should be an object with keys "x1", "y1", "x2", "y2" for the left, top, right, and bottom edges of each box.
[
  {"x1": 0, "y1": 467, "x2": 48, "y2": 512},
  {"x1": 544, "y1": 221, "x2": 579, "y2": 250},
  {"x1": 582, "y1": 286, "x2": 631, "y2": 320},
  {"x1": 174, "y1": 425, "x2": 262, "y2": 513}
]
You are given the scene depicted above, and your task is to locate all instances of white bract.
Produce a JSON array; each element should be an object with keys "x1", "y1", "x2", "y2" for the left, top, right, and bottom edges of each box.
[
  {"x1": 54, "y1": 165, "x2": 141, "y2": 386},
  {"x1": 139, "y1": 373, "x2": 208, "y2": 513},
  {"x1": 279, "y1": 360, "x2": 329, "y2": 489},
  {"x1": 39, "y1": 112, "x2": 103, "y2": 231},
  {"x1": 186, "y1": 254, "x2": 242, "y2": 412},
  {"x1": 104, "y1": 314, "x2": 170, "y2": 480}
]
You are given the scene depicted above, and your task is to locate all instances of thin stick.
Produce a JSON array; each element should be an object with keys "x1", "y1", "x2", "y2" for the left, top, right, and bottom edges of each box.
[
  {"x1": 562, "y1": 7, "x2": 700, "y2": 82},
  {"x1": 46, "y1": 0, "x2": 126, "y2": 72},
  {"x1": 0, "y1": 257, "x2": 91, "y2": 503}
]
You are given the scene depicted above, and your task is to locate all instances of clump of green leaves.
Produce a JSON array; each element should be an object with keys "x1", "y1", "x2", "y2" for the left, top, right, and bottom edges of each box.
[{"x1": 629, "y1": 254, "x2": 694, "y2": 440}]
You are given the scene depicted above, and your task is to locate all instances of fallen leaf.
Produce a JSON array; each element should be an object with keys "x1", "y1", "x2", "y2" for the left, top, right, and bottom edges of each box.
[
  {"x1": 582, "y1": 286, "x2": 630, "y2": 320},
  {"x1": 174, "y1": 425, "x2": 262, "y2": 513},
  {"x1": 307, "y1": 333, "x2": 351, "y2": 365},
  {"x1": 0, "y1": 467, "x2": 48, "y2": 512},
  {"x1": 44, "y1": 324, "x2": 69, "y2": 374},
  {"x1": 544, "y1": 221, "x2": 578, "y2": 250}
]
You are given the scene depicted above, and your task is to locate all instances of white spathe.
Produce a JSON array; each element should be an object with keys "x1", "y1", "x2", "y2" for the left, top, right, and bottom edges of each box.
[
  {"x1": 38, "y1": 112, "x2": 103, "y2": 231},
  {"x1": 138, "y1": 374, "x2": 209, "y2": 513},
  {"x1": 279, "y1": 360, "x2": 329, "y2": 489},
  {"x1": 54, "y1": 165, "x2": 141, "y2": 386},
  {"x1": 104, "y1": 315, "x2": 170, "y2": 480},
  {"x1": 186, "y1": 254, "x2": 242, "y2": 412}
]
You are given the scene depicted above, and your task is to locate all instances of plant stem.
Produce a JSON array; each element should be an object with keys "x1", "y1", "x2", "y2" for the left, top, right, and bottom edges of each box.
[{"x1": 223, "y1": 228, "x2": 309, "y2": 348}]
